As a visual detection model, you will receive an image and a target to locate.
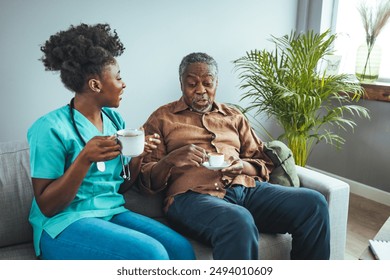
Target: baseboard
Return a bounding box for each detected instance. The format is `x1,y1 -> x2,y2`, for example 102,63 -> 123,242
307,166 -> 390,207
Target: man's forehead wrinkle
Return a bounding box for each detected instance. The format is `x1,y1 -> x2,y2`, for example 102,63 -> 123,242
186,73 -> 215,79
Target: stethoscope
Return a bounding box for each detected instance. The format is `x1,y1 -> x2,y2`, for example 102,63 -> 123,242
69,98 -> 131,180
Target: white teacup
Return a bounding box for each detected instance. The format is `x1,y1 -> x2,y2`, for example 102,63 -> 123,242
116,128 -> 144,157
208,152 -> 225,167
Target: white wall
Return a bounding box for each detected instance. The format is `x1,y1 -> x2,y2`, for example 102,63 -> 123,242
1,0 -> 388,194
0,0 -> 297,142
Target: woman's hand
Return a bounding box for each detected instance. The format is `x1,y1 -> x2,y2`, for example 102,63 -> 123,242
81,135 -> 121,164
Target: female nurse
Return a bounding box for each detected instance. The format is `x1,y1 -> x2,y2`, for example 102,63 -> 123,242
27,23 -> 195,260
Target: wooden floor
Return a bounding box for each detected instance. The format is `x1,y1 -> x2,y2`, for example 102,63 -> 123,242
344,193 -> 390,260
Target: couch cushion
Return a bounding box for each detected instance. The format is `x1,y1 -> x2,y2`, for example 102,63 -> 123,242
0,141 -> 33,248
264,140 -> 300,187
0,242 -> 36,260
123,185 -> 165,218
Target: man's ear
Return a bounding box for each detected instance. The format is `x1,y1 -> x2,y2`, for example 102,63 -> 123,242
179,78 -> 184,92
88,78 -> 102,93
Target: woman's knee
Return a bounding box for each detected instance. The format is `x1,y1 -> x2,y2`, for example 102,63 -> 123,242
135,239 -> 170,260
168,234 -> 196,260
113,233 -> 171,260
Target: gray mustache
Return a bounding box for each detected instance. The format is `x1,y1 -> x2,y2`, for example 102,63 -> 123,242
194,94 -> 210,101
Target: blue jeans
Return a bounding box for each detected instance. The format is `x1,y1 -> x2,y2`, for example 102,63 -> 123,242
167,181 -> 330,260
40,211 -> 195,260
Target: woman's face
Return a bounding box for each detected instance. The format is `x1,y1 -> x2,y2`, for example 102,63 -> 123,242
99,61 -> 126,108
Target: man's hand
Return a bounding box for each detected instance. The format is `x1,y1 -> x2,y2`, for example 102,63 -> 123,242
139,133 -> 161,157
165,144 -> 206,168
221,156 -> 244,176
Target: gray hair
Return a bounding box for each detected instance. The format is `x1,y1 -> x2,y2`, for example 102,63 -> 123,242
179,52 -> 218,81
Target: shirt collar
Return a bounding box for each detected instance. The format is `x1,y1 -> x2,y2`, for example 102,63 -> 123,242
173,97 -> 228,116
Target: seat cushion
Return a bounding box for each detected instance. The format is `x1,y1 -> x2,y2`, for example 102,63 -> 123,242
0,242 -> 36,260
0,141 -> 34,248
190,233 -> 292,260
123,185 -> 165,218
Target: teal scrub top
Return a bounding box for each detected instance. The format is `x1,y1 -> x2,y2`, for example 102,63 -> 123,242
27,105 -> 129,256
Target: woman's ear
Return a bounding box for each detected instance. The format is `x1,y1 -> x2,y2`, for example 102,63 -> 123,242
88,78 -> 102,93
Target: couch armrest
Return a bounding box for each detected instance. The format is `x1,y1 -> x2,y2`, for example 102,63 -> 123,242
296,165 -> 349,260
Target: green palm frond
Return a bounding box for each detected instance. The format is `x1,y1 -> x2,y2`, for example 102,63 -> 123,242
233,30 -> 370,166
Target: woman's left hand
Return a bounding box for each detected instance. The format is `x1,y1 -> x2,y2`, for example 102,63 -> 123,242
140,133 -> 161,157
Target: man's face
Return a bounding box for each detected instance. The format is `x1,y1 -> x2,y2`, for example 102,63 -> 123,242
180,62 -> 218,113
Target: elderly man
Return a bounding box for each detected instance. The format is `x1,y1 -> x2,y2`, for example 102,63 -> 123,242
140,52 -> 330,260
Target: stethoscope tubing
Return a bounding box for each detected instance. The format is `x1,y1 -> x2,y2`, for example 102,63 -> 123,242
68,98 -> 130,180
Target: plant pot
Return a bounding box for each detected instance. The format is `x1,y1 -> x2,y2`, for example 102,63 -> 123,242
355,42 -> 382,82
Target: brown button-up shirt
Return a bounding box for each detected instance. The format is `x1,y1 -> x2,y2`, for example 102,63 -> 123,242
139,97 -> 273,211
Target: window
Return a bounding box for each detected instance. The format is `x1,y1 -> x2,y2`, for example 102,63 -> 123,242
333,0 -> 390,82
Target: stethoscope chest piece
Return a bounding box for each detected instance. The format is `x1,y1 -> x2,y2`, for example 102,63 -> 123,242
96,161 -> 106,172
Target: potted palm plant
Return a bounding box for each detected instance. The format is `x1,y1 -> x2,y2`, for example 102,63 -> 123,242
233,30 -> 370,166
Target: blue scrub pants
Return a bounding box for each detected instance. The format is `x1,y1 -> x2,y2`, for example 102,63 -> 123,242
166,181 -> 330,260
39,211 -> 195,260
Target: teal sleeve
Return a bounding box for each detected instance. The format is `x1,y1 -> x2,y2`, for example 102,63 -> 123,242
27,116 -> 67,179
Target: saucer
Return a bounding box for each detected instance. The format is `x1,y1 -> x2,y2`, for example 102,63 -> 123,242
202,161 -> 231,170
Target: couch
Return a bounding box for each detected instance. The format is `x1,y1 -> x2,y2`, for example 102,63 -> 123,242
0,140 -> 350,260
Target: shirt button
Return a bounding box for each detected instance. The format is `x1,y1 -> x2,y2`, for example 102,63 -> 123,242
211,134 -> 216,140
216,187 -> 220,190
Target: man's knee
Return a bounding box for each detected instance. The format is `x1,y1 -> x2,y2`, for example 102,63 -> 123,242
306,189 -> 328,215
212,206 -> 259,259
217,206 -> 258,239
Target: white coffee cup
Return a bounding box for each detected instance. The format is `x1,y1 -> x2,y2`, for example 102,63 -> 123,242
208,152 -> 225,167
116,128 -> 144,157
